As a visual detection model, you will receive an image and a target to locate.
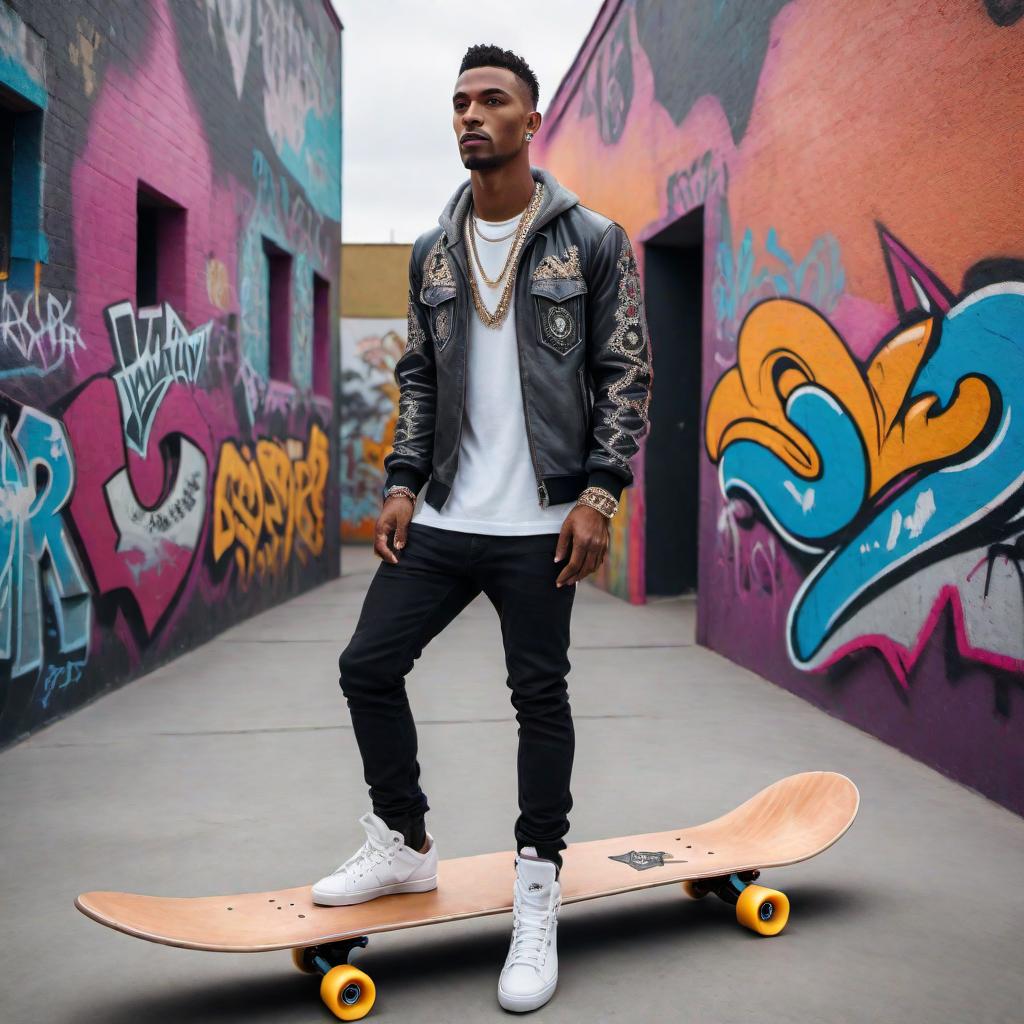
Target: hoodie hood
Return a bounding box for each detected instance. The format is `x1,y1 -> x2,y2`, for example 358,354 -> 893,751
437,166 -> 580,248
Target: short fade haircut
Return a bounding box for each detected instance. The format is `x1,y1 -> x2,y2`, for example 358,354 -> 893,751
459,44 -> 540,111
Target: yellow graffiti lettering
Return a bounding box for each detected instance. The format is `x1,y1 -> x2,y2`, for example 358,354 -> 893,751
704,299 -> 992,496
256,439 -> 296,575
294,424 -> 328,562
212,442 -> 264,586
212,425 -> 329,587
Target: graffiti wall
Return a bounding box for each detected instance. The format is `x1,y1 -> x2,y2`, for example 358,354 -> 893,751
0,0 -> 341,746
339,318 -> 404,541
533,0 -> 1024,813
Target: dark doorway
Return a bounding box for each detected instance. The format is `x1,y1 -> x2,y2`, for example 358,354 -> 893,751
643,206 -> 704,595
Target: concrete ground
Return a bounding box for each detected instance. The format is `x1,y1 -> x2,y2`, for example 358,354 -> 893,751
1,545 -> 1021,1024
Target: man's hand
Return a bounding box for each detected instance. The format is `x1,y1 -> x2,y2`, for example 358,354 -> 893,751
374,496 -> 414,563
554,504 -> 610,587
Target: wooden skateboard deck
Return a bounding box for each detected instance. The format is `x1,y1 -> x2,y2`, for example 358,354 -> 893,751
76,771 -> 858,1019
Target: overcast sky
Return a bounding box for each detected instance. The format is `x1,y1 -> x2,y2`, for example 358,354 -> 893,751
329,0 -> 605,243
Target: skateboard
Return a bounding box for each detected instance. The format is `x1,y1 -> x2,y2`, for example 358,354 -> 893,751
76,771 -> 858,1020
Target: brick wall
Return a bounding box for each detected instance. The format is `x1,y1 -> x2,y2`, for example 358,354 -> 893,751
0,0 -> 342,745
533,0 -> 1024,814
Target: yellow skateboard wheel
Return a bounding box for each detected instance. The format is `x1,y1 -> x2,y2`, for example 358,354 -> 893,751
681,880 -> 708,900
321,964 -> 376,1021
735,884 -> 789,936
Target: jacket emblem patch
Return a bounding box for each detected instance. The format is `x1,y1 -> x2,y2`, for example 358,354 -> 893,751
424,237 -> 456,290
546,305 -> 574,343
532,244 -> 582,281
434,305 -> 452,343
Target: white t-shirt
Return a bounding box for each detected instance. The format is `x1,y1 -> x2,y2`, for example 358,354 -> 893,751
412,208 -> 575,536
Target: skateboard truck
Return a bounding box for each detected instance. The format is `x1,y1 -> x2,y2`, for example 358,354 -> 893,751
292,936 -> 377,1018
293,934 -> 369,975
681,869 -> 758,901
682,870 -> 790,934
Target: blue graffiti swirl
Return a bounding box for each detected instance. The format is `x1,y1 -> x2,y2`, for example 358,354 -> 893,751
791,286 -> 1024,665
721,284 -> 1024,667
721,386 -> 868,551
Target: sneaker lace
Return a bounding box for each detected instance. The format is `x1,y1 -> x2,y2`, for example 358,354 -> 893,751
333,834 -> 396,879
508,890 -> 559,969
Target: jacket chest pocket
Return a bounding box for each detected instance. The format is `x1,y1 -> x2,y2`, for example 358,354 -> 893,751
530,277 -> 587,356
420,283 -> 457,353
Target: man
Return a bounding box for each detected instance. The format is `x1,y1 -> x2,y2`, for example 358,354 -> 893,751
313,43 -> 652,1012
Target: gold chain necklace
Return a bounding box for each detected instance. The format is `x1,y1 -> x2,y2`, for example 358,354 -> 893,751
473,217 -> 519,244
467,184 -> 539,288
467,218 -> 516,288
465,182 -> 543,328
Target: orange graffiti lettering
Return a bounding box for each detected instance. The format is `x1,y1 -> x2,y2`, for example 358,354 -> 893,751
212,424 -> 329,587
294,423 -> 328,563
212,443 -> 264,585
704,299 -> 992,497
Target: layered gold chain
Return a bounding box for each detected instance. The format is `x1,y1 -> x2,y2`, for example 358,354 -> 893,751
469,214 -> 519,287
465,182 -> 544,328
473,217 -> 519,244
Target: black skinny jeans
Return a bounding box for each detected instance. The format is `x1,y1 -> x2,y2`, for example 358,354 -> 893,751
338,521 -> 577,867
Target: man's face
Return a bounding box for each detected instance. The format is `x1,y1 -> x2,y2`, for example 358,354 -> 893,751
452,66 -> 534,171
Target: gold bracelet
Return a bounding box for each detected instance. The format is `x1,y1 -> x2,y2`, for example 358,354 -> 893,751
383,485 -> 416,505
576,486 -> 618,519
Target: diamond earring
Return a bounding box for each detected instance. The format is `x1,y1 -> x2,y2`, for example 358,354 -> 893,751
525,131 -> 534,141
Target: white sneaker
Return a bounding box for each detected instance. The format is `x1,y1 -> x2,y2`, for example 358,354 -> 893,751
311,812 -> 437,906
497,847 -> 561,1013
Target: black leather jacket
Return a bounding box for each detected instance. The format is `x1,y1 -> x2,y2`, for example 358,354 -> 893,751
383,166 -> 653,512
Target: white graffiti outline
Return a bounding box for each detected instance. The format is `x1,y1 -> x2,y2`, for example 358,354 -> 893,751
0,285 -> 86,379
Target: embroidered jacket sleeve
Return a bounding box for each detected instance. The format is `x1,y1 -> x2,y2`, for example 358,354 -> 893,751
382,247 -> 436,497
583,223 -> 654,499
